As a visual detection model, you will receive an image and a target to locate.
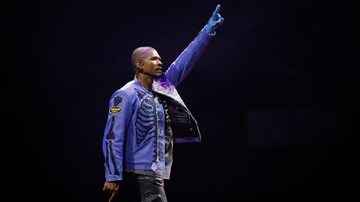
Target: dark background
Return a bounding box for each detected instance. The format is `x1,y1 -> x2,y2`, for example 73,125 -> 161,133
4,0 -> 359,201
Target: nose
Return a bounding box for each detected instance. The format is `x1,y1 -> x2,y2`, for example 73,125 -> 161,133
157,60 -> 162,66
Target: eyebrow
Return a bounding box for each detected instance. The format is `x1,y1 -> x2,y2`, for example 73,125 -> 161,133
151,56 -> 161,60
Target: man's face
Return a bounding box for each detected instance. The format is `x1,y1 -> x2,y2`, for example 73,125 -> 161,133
140,49 -> 163,77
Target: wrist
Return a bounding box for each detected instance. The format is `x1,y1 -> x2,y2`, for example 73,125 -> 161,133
205,25 -> 216,35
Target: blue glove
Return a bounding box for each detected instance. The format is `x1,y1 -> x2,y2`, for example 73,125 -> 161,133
205,4 -> 224,34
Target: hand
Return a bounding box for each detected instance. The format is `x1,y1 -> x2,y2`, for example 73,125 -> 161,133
205,4 -> 224,34
103,181 -> 120,202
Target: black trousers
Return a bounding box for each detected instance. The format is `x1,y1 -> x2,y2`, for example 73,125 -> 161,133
115,173 -> 168,202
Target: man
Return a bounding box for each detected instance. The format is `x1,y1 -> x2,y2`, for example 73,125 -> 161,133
102,4 -> 224,202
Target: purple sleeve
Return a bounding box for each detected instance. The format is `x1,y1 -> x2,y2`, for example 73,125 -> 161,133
165,28 -> 214,87
102,90 -> 132,181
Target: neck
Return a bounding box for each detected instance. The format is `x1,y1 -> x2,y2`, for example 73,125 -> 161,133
136,73 -> 154,90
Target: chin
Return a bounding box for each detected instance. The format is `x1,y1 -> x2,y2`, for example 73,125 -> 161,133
154,73 -> 163,79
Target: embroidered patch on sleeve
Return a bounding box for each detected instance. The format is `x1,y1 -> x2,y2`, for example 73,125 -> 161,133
110,106 -> 122,113
114,96 -> 122,105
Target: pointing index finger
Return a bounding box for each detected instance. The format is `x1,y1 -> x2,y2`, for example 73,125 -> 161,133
212,4 -> 221,17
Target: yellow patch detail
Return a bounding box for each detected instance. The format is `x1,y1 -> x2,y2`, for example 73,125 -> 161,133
110,106 -> 122,113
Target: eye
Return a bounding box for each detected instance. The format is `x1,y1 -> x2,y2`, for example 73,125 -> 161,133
151,57 -> 161,61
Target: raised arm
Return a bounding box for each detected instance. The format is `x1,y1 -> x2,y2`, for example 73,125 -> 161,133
165,4 -> 224,87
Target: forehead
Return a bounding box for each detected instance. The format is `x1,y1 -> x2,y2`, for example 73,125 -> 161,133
143,49 -> 160,58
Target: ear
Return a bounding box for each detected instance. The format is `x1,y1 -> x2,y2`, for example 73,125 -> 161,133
135,61 -> 143,68
135,61 -> 140,68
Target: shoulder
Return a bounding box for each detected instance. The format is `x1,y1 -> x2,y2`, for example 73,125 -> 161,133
110,80 -> 137,101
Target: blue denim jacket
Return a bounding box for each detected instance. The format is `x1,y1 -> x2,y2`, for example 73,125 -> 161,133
103,28 -> 214,181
